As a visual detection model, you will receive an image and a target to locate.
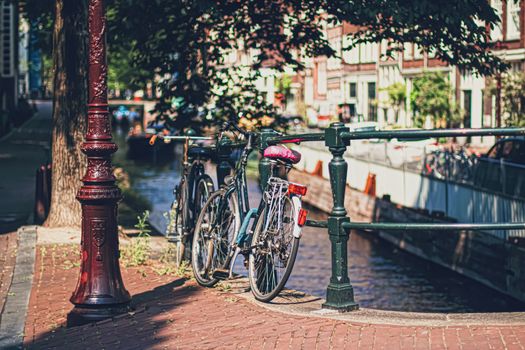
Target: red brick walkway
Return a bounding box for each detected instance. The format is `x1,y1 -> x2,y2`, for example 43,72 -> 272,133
23,244 -> 525,350
0,232 -> 18,315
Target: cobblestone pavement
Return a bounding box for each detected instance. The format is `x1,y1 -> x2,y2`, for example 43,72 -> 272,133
0,232 -> 17,317
20,243 -> 525,350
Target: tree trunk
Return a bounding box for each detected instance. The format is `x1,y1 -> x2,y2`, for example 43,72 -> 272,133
44,0 -> 88,227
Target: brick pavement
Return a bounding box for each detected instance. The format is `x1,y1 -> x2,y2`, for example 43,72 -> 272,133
0,232 -> 17,317
19,243 -> 525,350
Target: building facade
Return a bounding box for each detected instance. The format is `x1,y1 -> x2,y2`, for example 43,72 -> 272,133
301,1 -> 525,145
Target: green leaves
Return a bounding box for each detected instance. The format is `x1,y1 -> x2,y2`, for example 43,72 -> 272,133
26,0 -> 506,131
490,72 -> 525,127
410,72 -> 460,128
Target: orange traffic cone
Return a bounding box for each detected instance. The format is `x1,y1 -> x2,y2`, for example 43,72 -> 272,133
364,173 -> 376,196
310,160 -> 323,177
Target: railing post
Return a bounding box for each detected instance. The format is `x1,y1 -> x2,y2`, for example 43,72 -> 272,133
258,128 -> 276,191
216,137 -> 232,187
322,122 -> 359,311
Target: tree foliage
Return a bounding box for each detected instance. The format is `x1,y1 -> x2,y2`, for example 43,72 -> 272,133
26,0 -> 507,131
410,72 -> 459,128
385,82 -> 406,125
109,0 -> 506,130
491,72 -> 525,127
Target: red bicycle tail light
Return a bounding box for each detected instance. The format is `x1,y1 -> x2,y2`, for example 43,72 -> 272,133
298,209 -> 308,227
288,183 -> 307,196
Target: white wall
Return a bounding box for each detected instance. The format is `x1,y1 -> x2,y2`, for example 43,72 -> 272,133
292,143 -> 525,239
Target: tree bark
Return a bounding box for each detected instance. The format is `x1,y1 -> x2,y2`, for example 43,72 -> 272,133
44,0 -> 88,227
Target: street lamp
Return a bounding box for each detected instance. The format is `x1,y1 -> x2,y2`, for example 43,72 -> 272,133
67,0 -> 130,327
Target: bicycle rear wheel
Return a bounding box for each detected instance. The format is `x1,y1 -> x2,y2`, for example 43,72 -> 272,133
192,190 -> 239,287
168,182 -> 189,268
248,196 -> 299,302
193,175 -> 215,223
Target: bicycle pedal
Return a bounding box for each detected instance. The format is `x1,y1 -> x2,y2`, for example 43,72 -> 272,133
212,268 -> 230,280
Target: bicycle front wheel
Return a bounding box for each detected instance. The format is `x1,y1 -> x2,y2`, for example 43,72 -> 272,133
248,196 -> 299,302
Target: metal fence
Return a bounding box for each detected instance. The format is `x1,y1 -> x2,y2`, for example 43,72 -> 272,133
258,124 -> 525,312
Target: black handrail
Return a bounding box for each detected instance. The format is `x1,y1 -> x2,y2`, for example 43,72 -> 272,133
342,222 -> 525,231
341,127 -> 525,141
266,132 -> 325,145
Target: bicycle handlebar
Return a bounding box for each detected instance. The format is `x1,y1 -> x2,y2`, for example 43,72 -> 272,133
149,134 -> 214,146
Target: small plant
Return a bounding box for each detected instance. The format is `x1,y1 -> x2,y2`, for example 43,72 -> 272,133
215,282 -> 232,292
176,260 -> 192,278
163,209 -> 177,236
121,211 -> 151,267
153,265 -> 175,276
62,259 -> 80,270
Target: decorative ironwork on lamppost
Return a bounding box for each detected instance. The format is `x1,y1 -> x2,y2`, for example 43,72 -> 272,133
67,0 -> 130,327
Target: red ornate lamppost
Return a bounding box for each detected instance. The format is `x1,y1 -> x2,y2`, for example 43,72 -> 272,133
67,0 -> 130,327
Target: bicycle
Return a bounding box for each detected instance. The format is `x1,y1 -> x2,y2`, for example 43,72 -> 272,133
149,133 -> 215,267
423,146 -> 478,183
191,125 -> 309,302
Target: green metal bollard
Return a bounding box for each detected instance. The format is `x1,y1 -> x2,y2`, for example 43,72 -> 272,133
322,122 -> 359,312
216,136 -> 232,187
258,128 -> 277,191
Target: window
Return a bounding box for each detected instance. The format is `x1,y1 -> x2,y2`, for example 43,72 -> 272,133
403,43 -> 413,60
359,42 -> 378,63
491,0 -> 503,41
342,35 -> 359,64
414,44 -> 423,60
501,141 -> 514,160
1,2 -> 14,77
367,82 -> 377,121
317,62 -> 327,95
488,143 -> 501,158
349,82 -> 357,98
509,141 -> 525,164
498,140 -> 525,164
507,0 -> 521,40
349,104 -> 356,117
463,90 -> 472,128
327,39 -> 342,69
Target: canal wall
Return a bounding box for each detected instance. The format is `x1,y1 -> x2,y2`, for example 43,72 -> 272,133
288,169 -> 525,303
292,142 -> 525,240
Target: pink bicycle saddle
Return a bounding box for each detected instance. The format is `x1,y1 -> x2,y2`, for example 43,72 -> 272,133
263,145 -> 301,164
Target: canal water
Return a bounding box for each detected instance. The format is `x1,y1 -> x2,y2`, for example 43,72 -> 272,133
112,131 -> 525,313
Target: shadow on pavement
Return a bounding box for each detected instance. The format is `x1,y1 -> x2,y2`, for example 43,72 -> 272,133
27,277 -> 199,349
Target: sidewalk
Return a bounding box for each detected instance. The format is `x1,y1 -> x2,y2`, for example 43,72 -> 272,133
0,101 -> 52,233
0,227 -> 520,350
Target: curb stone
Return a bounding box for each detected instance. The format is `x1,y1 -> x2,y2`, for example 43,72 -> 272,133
0,226 -> 37,349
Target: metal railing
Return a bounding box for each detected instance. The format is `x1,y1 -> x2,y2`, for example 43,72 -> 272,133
258,123 -> 525,312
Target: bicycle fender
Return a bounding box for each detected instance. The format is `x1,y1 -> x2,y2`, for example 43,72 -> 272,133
291,196 -> 302,238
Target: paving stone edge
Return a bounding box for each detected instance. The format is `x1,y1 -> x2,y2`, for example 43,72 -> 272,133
0,226 -> 37,349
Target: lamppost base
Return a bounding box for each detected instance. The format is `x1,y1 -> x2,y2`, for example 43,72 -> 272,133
67,303 -> 131,327
322,284 -> 359,312
322,301 -> 359,312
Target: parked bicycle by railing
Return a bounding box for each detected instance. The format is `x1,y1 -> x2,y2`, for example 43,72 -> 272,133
149,132 -> 215,267
423,145 -> 478,182
191,123 -> 309,302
